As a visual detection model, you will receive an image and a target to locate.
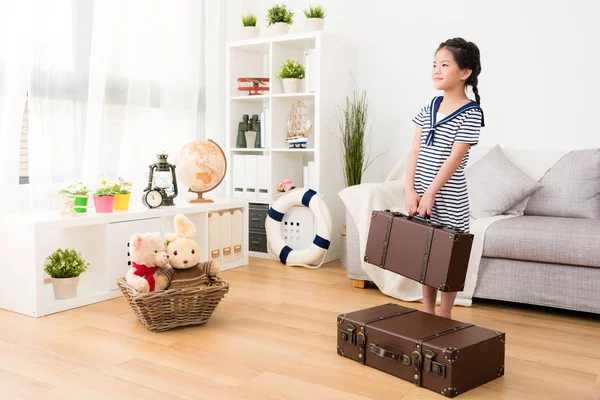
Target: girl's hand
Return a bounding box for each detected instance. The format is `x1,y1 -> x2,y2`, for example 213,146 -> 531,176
405,189 -> 420,215
417,190 -> 435,217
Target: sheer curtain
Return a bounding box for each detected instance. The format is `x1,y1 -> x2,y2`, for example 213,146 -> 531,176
0,2 -> 29,210
25,0 -> 206,206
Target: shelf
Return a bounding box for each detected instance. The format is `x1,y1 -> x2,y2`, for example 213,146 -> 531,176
43,284 -> 121,316
227,31 -> 319,52
231,94 -> 270,101
271,148 -> 314,152
5,200 -> 247,231
230,148 -> 269,152
271,92 -> 315,100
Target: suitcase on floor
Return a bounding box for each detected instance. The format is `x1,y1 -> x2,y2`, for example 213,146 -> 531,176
336,303 -> 505,398
363,210 -> 474,292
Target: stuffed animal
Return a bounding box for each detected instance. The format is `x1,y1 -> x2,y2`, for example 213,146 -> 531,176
125,232 -> 172,293
165,214 -> 219,290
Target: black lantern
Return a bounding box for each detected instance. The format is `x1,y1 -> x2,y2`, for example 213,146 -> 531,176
142,154 -> 178,208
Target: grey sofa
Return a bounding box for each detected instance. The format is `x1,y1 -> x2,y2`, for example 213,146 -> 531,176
342,146 -> 600,315
472,147 -> 600,314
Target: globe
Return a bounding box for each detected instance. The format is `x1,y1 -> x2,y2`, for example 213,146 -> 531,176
175,139 -> 227,203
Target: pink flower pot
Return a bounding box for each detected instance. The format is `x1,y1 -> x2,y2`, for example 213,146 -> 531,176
94,196 -> 115,213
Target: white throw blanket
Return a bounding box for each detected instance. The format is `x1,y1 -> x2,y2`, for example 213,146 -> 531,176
338,145 -> 570,306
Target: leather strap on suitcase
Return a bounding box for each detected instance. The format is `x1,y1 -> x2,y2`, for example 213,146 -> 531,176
411,324 -> 474,386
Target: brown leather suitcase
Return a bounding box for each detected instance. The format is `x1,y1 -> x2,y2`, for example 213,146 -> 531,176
337,303 -> 505,398
363,210 -> 474,292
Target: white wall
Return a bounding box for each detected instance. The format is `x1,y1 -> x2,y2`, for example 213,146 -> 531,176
225,0 -> 600,182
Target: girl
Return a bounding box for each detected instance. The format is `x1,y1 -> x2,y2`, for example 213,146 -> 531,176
404,38 -> 484,319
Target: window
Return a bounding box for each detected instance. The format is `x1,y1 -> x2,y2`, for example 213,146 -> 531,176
19,100 -> 29,185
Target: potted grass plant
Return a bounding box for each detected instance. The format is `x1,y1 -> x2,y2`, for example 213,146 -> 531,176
242,13 -> 259,39
266,4 -> 294,35
59,181 -> 90,213
337,90 -> 385,287
279,59 -> 305,93
93,179 -> 116,213
113,177 -> 132,211
44,248 -> 89,299
303,5 -> 325,31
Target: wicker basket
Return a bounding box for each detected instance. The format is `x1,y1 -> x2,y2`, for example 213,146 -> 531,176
117,277 -> 229,332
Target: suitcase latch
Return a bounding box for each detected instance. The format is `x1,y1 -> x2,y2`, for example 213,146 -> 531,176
424,349 -> 446,378
346,324 -> 357,345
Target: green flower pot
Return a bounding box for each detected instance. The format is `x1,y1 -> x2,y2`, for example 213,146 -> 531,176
74,197 -> 88,213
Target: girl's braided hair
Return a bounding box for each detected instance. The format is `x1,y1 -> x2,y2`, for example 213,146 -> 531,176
437,38 -> 482,104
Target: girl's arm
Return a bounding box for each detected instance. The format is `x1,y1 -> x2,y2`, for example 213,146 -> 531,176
405,127 -> 422,215
417,142 -> 471,216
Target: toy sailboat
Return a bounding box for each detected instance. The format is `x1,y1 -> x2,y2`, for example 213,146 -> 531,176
286,101 -> 313,148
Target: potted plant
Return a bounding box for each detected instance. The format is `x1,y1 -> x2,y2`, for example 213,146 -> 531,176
93,179 -> 116,213
337,90 -> 385,287
266,4 -> 294,35
44,248 -> 89,299
59,181 -> 90,213
241,13 -> 259,39
279,59 -> 305,93
113,177 -> 132,211
303,5 -> 325,31
277,178 -> 296,197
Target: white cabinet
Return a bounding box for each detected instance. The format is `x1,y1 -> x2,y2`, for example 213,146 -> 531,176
0,200 -> 248,318
225,31 -> 355,263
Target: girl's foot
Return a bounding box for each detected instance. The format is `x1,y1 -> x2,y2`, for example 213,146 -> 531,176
438,310 -> 451,319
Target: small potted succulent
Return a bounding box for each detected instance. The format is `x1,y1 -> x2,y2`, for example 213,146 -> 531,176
266,4 -> 294,35
93,179 -> 116,213
241,13 -> 259,39
279,59 -> 305,93
59,181 -> 90,213
303,5 -> 325,31
113,177 -> 132,211
44,248 -> 89,300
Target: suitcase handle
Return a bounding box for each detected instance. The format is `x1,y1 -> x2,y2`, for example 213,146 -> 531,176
368,343 -> 411,366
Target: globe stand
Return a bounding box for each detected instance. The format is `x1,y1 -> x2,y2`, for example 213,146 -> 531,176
189,189 -> 213,203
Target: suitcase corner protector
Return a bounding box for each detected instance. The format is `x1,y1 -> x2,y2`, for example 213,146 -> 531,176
441,387 -> 459,398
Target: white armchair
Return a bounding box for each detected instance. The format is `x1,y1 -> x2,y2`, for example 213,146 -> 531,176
338,155 -> 408,287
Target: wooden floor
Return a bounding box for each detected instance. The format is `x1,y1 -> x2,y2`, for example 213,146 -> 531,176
1,258 -> 600,400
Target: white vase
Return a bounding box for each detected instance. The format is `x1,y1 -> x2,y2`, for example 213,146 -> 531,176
306,18 -> 324,31
271,22 -> 290,35
51,276 -> 80,300
283,78 -> 301,94
242,26 -> 260,39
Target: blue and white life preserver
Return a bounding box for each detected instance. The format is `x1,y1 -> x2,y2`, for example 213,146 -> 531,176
265,188 -> 332,269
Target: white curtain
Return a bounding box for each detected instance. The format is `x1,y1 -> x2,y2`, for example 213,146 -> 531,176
23,0 -> 206,205
0,2 -> 29,210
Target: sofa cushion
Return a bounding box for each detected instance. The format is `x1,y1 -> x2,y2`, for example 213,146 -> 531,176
524,149 -> 600,219
466,145 -> 544,218
482,216 -> 600,268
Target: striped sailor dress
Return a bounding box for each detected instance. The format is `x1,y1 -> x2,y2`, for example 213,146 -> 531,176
411,96 -> 485,233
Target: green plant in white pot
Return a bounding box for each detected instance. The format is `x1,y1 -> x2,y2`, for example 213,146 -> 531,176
241,13 -> 259,39
304,5 -> 325,31
266,4 -> 294,35
44,248 -> 89,300
279,59 -> 305,93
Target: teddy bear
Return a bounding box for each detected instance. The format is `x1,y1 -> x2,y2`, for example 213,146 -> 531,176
165,214 -> 219,290
125,232 -> 173,293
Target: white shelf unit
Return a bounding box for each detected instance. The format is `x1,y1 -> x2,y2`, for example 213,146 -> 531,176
225,31 -> 355,263
0,199 -> 248,317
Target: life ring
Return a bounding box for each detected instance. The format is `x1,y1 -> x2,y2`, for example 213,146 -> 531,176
265,188 -> 332,269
